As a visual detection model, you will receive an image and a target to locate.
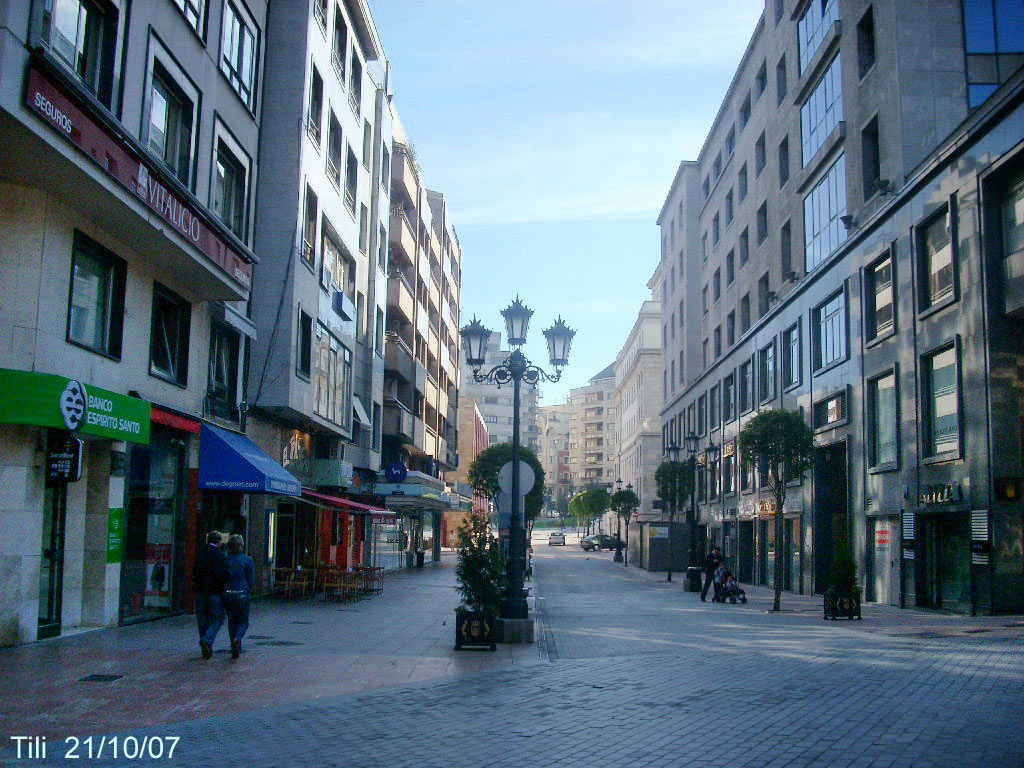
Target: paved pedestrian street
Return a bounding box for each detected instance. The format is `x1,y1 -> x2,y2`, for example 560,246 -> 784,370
2,539 -> 1023,768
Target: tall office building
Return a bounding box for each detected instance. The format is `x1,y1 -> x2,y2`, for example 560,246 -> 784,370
537,403 -> 573,516
568,365 -> 618,496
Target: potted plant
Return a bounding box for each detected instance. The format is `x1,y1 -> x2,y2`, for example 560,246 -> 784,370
454,514 -> 506,650
824,543 -> 862,620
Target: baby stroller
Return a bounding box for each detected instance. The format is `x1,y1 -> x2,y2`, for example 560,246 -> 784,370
718,578 -> 747,604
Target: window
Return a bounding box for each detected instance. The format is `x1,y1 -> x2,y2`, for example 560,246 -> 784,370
321,230 -> 354,296
150,283 -> 191,386
963,0 -> 1024,106
670,312 -> 676,339
348,48 -> 362,115
755,132 -> 766,175
362,119 -> 372,168
813,289 -> 846,370
782,323 -> 800,388
726,126 -> 736,155
723,450 -> 736,495
702,176 -> 711,200
774,0 -> 785,25
173,0 -> 203,31
213,138 -> 247,239
314,324 -> 352,428
755,61 -> 767,100
778,136 -> 790,186
739,94 -> 751,127
780,220 -> 792,277
43,0 -> 117,105
918,205 -> 955,309
713,152 -> 723,181
713,269 -> 721,301
709,385 -> 720,428
702,339 -> 709,368
714,326 -> 722,359
698,394 -> 707,435
302,185 -> 317,267
740,294 -> 750,333
313,0 -> 327,30
739,227 -> 750,265
776,54 -> 788,105
868,371 -> 897,467
739,360 -> 753,412
865,252 -> 894,339
813,390 -> 847,429
758,272 -> 771,317
923,345 -> 959,456
798,0 -> 839,74
345,146 -> 358,212
726,249 -> 735,284
857,6 -> 876,77
359,204 -> 369,253
726,311 -> 735,346
723,191 -> 733,227
66,231 -> 125,358
221,1 -> 257,108
800,54 -> 844,165
738,163 -> 748,201
670,360 -> 676,389
804,154 -> 848,271
1002,174 -> 1024,261
332,5 -> 347,79
148,65 -> 194,185
208,323 -> 240,415
861,116 -> 881,199
756,201 -> 768,244
308,66 -> 324,144
702,285 -> 709,314
297,308 -> 313,377
372,402 -> 382,451
327,112 -> 342,187
375,307 -> 385,354
702,233 -> 708,261
713,213 -> 721,244
381,145 -> 391,191
758,342 -> 775,403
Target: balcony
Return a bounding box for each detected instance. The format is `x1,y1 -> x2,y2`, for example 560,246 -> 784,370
425,375 -> 438,408
392,146 -> 419,205
387,272 -> 415,325
389,207 -> 417,265
383,402 -> 414,443
384,332 -> 414,380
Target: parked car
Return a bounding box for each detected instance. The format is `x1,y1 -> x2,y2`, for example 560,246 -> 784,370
580,534 -> 620,551
548,532 -> 567,546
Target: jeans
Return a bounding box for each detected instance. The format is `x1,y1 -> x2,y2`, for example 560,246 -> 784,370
223,593 -> 250,642
195,593 -> 225,646
701,572 -> 715,600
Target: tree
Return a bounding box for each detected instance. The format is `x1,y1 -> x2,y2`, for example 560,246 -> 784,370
609,488 -> 639,564
581,487 -> 610,527
467,443 -> 545,524
654,460 -> 695,580
567,492 -> 585,528
738,408 -> 815,612
455,514 -> 506,616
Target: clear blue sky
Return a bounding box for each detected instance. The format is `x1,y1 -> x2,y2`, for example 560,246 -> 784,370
368,1 -> 765,404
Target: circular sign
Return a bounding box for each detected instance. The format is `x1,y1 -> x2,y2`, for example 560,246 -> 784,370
384,461 -> 408,483
60,379 -> 87,430
497,461 -> 535,496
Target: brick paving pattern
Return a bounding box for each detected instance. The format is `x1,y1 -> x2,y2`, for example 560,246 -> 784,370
2,536 -> 1023,768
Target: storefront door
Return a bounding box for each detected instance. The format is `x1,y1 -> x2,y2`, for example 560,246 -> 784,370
785,516 -> 800,592
37,485 -> 67,639
923,515 -> 971,612
737,520 -> 754,583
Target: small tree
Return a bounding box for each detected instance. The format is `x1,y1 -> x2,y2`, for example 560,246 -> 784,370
455,514 -> 506,616
468,443 -> 545,524
654,461 -> 695,579
582,487 -> 610,531
738,409 -> 815,612
609,488 -> 639,564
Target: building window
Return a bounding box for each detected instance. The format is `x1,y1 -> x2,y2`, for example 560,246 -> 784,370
308,66 -> 323,144
313,0 -> 327,30
714,326 -> 722,358
726,311 -> 735,346
302,185 -> 317,267
147,64 -> 195,185
868,370 -> 898,467
702,176 -> 710,200
345,146 -> 358,212
1002,174 -> 1024,261
861,115 -> 880,199
758,341 -> 775,403
857,6 -> 876,77
697,394 -> 707,435
43,0 -> 117,105
314,324 -> 352,428
780,220 -> 793,277
739,359 -> 753,412
702,285 -> 709,314
804,154 -> 848,272
798,0 -> 839,74
221,1 -> 257,108
359,204 -> 369,253
725,190 -> 734,225
963,0 -> 1024,106
740,293 -> 750,333
702,339 -> 709,368
66,231 -> 125,358
755,60 -> 767,99
207,322 -> 240,416
173,0 -> 204,32
778,135 -> 790,186
702,233 -> 708,261
333,4 -> 347,80
738,163 -> 748,201
813,289 -> 846,370
150,283 -> 191,386
813,390 -> 847,429
782,322 -> 800,388
712,213 -> 721,245
758,272 -> 771,317
755,131 -> 766,175
726,249 -> 735,285
800,54 -> 843,165
327,112 -> 342,187
739,227 -> 749,265
918,205 -> 955,310
348,48 -> 362,115
713,269 -> 721,301
362,119 -> 373,168
321,230 -> 354,296
923,345 -> 959,457
375,307 -> 385,355
757,201 -> 768,244
723,450 -> 736,495
776,54 -> 788,105
739,93 -> 751,128
297,308 -> 313,377
709,384 -> 720,429
213,138 -> 247,239
865,251 -> 895,339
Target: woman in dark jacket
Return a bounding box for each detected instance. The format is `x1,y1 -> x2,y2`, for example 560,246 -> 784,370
224,534 -> 255,658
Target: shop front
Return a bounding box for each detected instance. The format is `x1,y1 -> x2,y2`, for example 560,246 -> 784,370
298,489 -> 394,572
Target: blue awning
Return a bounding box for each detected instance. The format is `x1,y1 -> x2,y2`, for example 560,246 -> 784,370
199,423 -> 301,496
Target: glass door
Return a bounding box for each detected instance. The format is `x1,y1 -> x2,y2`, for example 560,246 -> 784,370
38,485 -> 67,639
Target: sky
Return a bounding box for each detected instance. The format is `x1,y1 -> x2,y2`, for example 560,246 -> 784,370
368,1 -> 766,405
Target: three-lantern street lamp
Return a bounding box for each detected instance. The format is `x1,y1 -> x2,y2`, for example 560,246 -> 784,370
685,431 -> 700,573
461,298 -> 575,621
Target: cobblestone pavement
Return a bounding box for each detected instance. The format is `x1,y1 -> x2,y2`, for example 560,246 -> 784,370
3,538 -> 1024,768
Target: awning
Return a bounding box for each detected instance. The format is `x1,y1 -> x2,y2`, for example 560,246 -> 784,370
301,489 -> 395,520
352,396 -> 371,426
199,423 -> 301,496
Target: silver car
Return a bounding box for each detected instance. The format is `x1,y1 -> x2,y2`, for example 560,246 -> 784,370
548,532 -> 566,546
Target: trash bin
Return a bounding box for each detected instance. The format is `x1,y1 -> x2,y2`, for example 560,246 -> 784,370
686,567 -> 703,593
416,550 -> 425,568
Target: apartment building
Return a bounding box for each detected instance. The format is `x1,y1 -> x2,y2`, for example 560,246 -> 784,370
537,403 -> 572,516
568,365 -> 618,500
249,0 -> 395,576
0,0 -> 273,644
658,0 -> 1024,614
444,396 -> 489,544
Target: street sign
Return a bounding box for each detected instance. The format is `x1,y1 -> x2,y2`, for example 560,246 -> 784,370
497,461 -> 535,496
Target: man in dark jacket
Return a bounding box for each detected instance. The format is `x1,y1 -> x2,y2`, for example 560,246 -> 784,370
701,546 -> 723,602
195,531 -> 228,658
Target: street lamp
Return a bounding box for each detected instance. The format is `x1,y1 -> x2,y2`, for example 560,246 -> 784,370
685,431 -> 701,591
665,441 -> 681,582
613,478 -> 624,563
705,441 -> 720,554
461,301 -> 575,622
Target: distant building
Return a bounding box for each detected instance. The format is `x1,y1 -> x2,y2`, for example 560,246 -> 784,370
538,403 -> 573,517
568,365 -> 619,523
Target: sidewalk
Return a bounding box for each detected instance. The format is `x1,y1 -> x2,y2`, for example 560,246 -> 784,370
0,555 -> 543,742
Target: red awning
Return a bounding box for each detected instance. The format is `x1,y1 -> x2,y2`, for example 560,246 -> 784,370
301,489 -> 394,519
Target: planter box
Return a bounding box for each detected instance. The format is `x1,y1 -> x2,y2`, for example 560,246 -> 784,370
824,589 -> 862,620
454,609 -> 496,651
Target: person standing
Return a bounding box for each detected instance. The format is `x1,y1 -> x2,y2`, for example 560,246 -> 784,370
701,546 -> 723,602
223,534 -> 255,659
195,530 -> 228,658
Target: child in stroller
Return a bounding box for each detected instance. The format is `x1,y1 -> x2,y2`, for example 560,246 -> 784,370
712,564 -> 748,603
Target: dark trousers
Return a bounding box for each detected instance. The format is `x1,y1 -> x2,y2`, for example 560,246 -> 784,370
224,594 -> 250,642
701,572 -> 715,600
196,593 -> 225,645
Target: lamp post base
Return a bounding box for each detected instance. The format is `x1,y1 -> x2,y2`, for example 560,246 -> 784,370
494,616 -> 535,644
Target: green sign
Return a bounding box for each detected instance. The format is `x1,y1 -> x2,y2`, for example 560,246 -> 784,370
0,369 -> 150,444
106,507 -> 125,563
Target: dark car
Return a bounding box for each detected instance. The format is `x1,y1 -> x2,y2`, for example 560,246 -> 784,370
580,534 -> 621,551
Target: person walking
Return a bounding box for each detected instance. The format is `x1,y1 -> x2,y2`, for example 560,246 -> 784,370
223,534 -> 255,659
195,531 -> 228,658
701,546 -> 723,602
